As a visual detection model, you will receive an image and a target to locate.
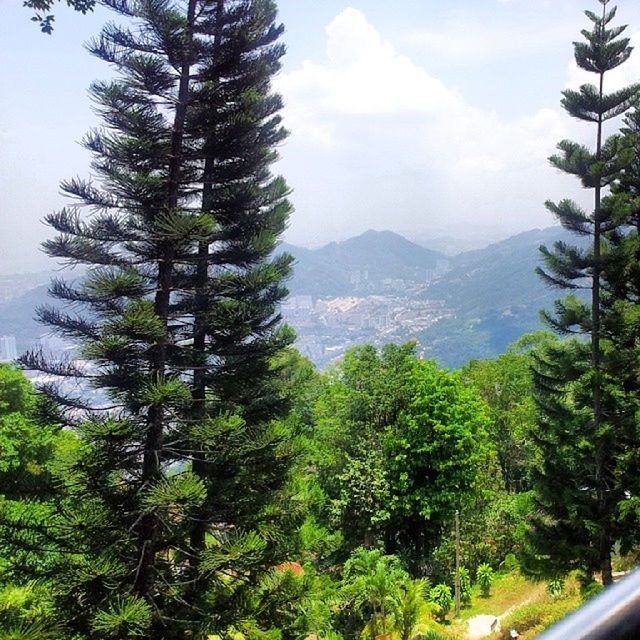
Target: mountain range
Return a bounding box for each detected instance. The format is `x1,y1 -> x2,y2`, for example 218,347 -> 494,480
0,227 -> 585,368
278,229 -> 445,297
278,226 -> 586,367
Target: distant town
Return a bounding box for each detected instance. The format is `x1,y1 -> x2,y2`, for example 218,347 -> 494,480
0,227 -> 575,370
283,294 -> 453,366
0,293 -> 454,370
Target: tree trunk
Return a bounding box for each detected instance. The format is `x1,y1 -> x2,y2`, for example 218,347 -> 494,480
370,605 -> 378,640
189,0 -> 225,565
134,0 -> 198,600
601,550 -> 613,586
592,67 -> 604,443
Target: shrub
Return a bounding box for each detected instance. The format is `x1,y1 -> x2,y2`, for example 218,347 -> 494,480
547,576 -> 564,599
504,553 -> 519,573
457,567 -> 472,606
581,580 -> 603,602
428,584 -> 453,624
476,563 -> 494,597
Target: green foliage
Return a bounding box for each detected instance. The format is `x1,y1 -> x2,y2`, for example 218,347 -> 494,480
140,472 -> 206,517
389,578 -> 431,640
0,582 -> 60,639
342,548 -> 409,638
91,594 -> 152,638
547,577 -> 565,599
532,0 -> 640,586
428,584 -> 453,624
23,0 -> 96,33
462,351 -> 538,493
432,477 -> 534,583
201,530 -> 268,575
476,564 -> 495,597
457,567 -> 472,606
311,343 -> 492,569
580,580 -> 604,602
0,365 -> 35,415
386,360 -> 491,525
12,0 -> 297,636
298,514 -> 343,561
504,553 -> 520,573
331,448 -> 392,540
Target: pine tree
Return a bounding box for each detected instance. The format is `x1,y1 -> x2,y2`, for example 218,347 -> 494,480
181,0 -> 295,570
598,106 -> 640,552
17,0 -> 295,636
531,0 -> 640,585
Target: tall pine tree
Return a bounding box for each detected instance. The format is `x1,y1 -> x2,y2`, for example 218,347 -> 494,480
182,0 -> 294,568
17,0 -> 295,636
531,0 -> 640,585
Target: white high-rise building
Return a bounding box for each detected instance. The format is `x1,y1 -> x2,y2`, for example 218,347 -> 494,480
0,335 -> 17,362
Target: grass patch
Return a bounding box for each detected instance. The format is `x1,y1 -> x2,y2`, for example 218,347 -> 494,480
493,592 -> 581,640
459,572 -> 546,620
414,572 -> 585,640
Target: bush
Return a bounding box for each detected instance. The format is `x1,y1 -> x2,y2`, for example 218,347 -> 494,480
504,553 -> 519,573
428,584 -> 453,623
547,576 -> 564,599
581,580 -> 603,602
457,567 -> 472,606
476,563 -> 494,597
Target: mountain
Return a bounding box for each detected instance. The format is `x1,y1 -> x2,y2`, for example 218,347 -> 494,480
279,230 -> 446,296
0,227 -> 587,369
426,226 -> 583,312
416,227 -> 590,367
0,284 -> 50,351
279,226 -> 589,368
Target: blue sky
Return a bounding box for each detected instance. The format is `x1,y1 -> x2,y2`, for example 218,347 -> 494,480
2,0 -> 640,272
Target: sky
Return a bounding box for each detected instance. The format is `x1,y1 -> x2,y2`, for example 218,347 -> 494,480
2,0 -> 640,273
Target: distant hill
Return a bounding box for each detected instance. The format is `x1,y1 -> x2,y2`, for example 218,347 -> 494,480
0,227 -> 589,368
279,230 -> 446,296
427,226 -> 582,311
0,284 -> 50,351
416,227 -> 590,367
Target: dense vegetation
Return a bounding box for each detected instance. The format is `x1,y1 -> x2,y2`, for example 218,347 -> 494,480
4,0 -> 640,638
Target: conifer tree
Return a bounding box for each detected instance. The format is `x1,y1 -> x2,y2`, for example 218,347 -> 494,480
598,106 -> 640,548
531,0 -> 640,585
181,0 -> 295,570
17,0 -> 295,636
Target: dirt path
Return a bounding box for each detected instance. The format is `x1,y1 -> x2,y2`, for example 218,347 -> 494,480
465,583 -> 547,639
466,614 -> 499,639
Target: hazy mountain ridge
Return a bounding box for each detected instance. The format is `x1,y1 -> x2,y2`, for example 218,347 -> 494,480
413,227 -> 590,366
1,227 -> 585,367
279,229 -> 446,296
425,226 -> 586,311
279,226 -> 586,367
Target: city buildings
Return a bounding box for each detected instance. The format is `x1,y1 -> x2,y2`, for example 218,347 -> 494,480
0,335 -> 17,362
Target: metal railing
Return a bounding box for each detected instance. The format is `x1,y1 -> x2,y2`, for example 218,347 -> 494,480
537,568 -> 640,640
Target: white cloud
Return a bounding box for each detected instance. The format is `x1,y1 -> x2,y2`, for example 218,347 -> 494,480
275,8 -> 584,246
277,6 -> 462,149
